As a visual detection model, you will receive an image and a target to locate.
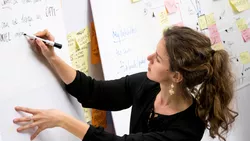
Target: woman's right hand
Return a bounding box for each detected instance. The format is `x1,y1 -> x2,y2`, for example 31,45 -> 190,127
29,29 -> 56,60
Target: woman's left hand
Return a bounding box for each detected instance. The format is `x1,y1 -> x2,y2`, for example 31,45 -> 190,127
13,106 -> 66,140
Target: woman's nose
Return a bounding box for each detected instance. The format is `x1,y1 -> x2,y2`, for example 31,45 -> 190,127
147,53 -> 155,62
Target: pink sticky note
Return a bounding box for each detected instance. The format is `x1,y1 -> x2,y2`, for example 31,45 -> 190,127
164,0 -> 178,13
208,24 -> 221,44
174,22 -> 184,27
241,28 -> 250,42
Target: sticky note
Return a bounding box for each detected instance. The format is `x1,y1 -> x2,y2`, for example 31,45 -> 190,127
131,0 -> 140,3
159,10 -> 169,28
92,109 -> 107,128
212,43 -> 224,50
90,22 -> 101,64
241,28 -> 250,42
206,13 -> 216,26
67,29 -> 89,75
67,32 -> 78,52
236,18 -> 248,31
239,51 -> 250,64
208,24 -> 222,44
164,0 -> 178,13
198,15 -> 208,30
83,108 -> 92,123
75,27 -> 91,48
174,22 -> 184,27
229,0 -> 250,12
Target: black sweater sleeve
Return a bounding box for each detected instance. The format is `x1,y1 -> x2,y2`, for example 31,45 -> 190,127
65,71 -> 147,111
83,124 -> 201,141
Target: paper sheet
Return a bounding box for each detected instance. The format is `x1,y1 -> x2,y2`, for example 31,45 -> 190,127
91,22 -> 101,64
229,0 -> 250,12
236,18 -> 248,31
239,51 -> 250,64
241,28 -> 250,42
67,28 -> 91,123
198,15 -> 208,30
159,10 -> 169,29
131,0 -> 141,3
206,13 -> 216,27
164,0 -> 178,13
212,43 -> 224,50
208,25 -> 222,44
92,109 -> 107,128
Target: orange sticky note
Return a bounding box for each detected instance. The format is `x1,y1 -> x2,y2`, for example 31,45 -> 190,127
92,109 -> 107,128
90,22 -> 101,64
164,0 -> 177,13
208,24 -> 221,44
241,28 -> 250,42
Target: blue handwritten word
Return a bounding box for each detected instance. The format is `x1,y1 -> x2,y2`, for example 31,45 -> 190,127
118,57 -> 146,74
112,26 -> 137,44
115,48 -> 131,56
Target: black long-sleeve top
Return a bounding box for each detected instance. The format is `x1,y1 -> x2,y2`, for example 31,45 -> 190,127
65,71 -> 206,141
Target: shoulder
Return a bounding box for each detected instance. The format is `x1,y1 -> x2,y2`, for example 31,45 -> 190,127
127,72 -> 159,102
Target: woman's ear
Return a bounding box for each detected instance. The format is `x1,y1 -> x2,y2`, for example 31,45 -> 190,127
172,71 -> 183,83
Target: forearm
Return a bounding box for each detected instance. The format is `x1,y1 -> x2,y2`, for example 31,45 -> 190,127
47,55 -> 76,84
60,114 -> 90,140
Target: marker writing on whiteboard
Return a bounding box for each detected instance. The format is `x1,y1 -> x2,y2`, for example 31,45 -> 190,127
23,33 -> 62,49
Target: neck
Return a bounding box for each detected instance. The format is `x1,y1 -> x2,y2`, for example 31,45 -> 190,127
158,83 -> 191,107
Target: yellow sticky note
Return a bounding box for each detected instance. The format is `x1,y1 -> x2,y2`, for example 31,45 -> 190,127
67,32 -> 77,53
198,15 -> 208,30
90,22 -> 101,64
229,0 -> 250,12
75,27 -> 91,49
83,108 -> 92,123
70,48 -> 89,74
239,51 -> 250,64
236,18 -> 248,31
67,29 -> 89,74
131,0 -> 140,3
159,10 -> 169,28
212,43 -> 224,50
206,13 -> 216,26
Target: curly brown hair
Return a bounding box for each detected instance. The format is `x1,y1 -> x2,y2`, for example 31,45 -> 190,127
163,26 -> 238,141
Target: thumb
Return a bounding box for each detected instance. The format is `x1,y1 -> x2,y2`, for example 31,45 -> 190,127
30,127 -> 44,140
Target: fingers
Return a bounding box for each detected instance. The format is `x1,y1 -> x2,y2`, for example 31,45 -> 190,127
35,39 -> 48,52
15,106 -> 39,114
13,115 -> 39,123
16,120 -> 43,132
35,29 -> 55,41
31,127 -> 45,140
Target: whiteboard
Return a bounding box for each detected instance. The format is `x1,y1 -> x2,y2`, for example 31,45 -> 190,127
90,0 -> 250,140
0,0 -> 84,140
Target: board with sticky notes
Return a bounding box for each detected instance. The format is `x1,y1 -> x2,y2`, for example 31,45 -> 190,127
0,0 -> 84,140
90,0 -> 250,139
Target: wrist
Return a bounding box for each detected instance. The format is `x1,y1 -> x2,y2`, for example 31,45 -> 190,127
46,54 -> 59,64
58,114 -> 70,129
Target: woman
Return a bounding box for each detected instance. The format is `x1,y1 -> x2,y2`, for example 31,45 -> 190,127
13,26 -> 238,141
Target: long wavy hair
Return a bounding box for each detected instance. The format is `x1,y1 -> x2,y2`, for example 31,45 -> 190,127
163,26 -> 238,141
